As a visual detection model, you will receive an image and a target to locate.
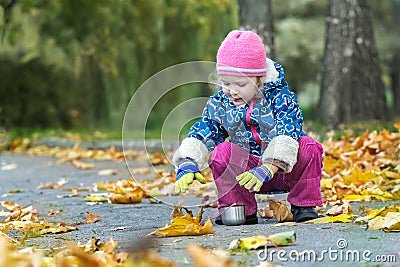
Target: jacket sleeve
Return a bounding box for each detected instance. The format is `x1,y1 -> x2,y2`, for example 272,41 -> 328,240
262,64 -> 304,173
172,98 -> 229,169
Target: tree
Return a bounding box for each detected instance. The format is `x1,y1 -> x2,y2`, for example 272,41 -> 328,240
238,0 -> 275,59
390,0 -> 400,115
319,0 -> 388,127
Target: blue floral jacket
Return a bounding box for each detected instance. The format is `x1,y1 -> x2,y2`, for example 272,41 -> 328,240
187,61 -> 306,158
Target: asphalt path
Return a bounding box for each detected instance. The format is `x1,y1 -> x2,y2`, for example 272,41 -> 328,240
0,151 -> 399,267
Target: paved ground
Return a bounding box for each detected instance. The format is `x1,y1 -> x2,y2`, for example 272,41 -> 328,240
0,150 -> 399,267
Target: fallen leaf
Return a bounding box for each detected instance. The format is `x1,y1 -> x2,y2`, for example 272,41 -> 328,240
108,191 -> 143,204
257,204 -> 274,218
84,195 -> 108,202
129,250 -> 177,267
355,204 -> 398,223
187,243 -> 238,267
228,231 -> 296,250
367,212 -> 400,231
150,208 -> 213,237
325,202 -> 353,216
268,200 -> 293,222
0,201 -> 23,212
98,169 -> 118,175
305,214 -> 353,224
228,235 -> 268,250
71,160 -> 95,170
150,152 -> 169,165
37,178 -> 68,189
48,210 -> 60,215
267,231 -> 297,246
85,212 -> 100,224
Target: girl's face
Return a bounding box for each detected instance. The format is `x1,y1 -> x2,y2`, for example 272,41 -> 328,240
220,75 -> 262,106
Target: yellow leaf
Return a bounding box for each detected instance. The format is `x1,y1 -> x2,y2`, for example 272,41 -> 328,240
84,195 -> 108,202
150,210 -> 213,237
305,214 -> 352,224
320,179 -> 333,189
94,182 -> 109,191
267,231 -> 296,246
384,171 -> 400,179
355,204 -> 399,223
39,224 -> 76,234
229,235 -> 269,250
71,160 -> 95,170
229,231 -> 296,250
108,191 -> 143,204
367,212 -> 400,231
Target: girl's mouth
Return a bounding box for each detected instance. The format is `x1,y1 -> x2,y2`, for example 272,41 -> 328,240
230,97 -> 242,102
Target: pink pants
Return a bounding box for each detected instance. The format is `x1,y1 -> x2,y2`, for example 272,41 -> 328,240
208,136 -> 323,216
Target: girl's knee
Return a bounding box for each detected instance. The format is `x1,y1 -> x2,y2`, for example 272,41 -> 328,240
208,142 -> 232,166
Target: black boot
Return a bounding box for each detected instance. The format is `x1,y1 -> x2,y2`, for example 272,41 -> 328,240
291,205 -> 318,222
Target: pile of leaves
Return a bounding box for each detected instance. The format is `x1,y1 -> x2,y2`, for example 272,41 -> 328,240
321,124 -> 400,201
0,201 -> 77,239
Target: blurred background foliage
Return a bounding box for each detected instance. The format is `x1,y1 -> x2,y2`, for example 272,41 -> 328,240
0,0 -> 399,134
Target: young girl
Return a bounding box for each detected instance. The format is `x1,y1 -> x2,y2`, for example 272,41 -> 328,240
172,30 -> 323,224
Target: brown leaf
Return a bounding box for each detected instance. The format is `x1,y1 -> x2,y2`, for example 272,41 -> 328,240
85,212 -> 100,224
257,206 -> 274,218
0,201 -> 23,212
71,160 -> 95,170
108,191 -> 143,204
325,202 -> 353,216
187,244 -> 238,267
268,200 -> 293,222
37,178 -> 68,189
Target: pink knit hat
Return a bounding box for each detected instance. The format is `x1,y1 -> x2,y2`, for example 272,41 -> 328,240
216,30 -> 266,76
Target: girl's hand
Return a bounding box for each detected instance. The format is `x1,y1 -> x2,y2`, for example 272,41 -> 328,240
236,165 -> 275,192
175,159 -> 206,193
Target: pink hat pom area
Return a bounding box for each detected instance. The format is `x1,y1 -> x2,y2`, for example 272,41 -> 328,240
216,30 -> 267,77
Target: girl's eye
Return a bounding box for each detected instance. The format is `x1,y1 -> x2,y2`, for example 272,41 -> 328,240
237,83 -> 246,87
222,81 -> 230,86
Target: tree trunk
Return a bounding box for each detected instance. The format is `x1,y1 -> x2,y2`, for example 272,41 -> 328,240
391,70 -> 400,115
237,0 -> 275,59
390,0 -> 400,116
319,0 -> 388,128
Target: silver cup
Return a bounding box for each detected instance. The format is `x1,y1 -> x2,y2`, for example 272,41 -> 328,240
221,205 -> 246,225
